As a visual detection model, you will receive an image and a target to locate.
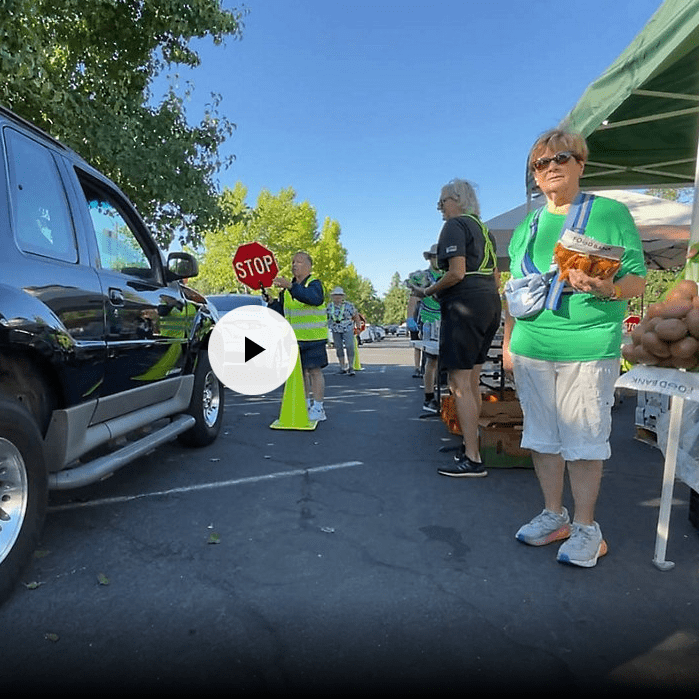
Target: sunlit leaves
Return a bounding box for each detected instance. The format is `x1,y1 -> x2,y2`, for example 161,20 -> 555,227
193,184 -> 387,322
0,0 -> 247,247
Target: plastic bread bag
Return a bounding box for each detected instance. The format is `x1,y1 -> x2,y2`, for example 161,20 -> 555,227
553,229 -> 624,282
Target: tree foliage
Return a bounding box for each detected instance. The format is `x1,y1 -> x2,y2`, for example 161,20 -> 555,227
382,272 -> 410,325
194,184 -> 385,322
644,186 -> 694,204
0,0 -> 246,247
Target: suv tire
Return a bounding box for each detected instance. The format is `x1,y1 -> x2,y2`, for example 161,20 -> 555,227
178,351 -> 224,447
0,397 -> 48,603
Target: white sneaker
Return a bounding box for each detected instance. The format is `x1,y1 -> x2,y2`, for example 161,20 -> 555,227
308,404 -> 326,422
515,507 -> 571,547
556,521 -> 608,568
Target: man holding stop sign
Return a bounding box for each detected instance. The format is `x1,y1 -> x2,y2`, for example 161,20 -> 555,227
268,251 -> 328,422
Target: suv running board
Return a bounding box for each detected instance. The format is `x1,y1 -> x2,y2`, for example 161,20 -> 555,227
47,414 -> 195,490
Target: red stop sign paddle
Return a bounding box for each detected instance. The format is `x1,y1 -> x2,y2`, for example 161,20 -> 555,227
623,314 -> 641,334
232,242 -> 279,290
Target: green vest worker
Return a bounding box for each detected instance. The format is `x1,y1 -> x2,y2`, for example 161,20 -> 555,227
270,251 -> 328,421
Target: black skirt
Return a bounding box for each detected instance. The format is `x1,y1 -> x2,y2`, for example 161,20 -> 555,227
439,291 -> 501,370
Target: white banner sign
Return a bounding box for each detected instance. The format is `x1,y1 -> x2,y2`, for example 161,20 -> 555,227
615,365 -> 699,401
617,365 -> 699,492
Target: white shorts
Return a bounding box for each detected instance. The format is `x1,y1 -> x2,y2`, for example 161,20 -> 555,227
511,355 -> 620,461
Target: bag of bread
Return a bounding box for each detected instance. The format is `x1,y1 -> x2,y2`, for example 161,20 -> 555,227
553,229 -> 624,282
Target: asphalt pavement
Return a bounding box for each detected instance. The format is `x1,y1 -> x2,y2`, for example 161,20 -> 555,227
2,335 -> 699,694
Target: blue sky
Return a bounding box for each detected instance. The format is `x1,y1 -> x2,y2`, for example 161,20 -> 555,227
172,0 -> 665,295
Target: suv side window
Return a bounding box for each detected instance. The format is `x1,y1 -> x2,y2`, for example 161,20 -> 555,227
80,181 -> 155,281
5,128 -> 78,263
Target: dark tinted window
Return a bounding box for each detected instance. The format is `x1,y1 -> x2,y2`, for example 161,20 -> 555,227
5,128 -> 77,262
79,179 -> 155,282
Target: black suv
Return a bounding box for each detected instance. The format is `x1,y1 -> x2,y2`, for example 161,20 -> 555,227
0,105 -> 224,601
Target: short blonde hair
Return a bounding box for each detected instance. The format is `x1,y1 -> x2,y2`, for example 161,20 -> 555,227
528,129 -> 588,170
440,178 -> 480,217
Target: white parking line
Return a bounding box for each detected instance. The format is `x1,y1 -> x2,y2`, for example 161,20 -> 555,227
48,461 -> 364,513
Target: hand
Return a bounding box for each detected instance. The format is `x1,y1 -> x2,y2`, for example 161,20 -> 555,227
502,344 -> 514,376
408,283 -> 426,298
406,318 -> 419,332
273,276 -> 292,290
567,269 -> 614,299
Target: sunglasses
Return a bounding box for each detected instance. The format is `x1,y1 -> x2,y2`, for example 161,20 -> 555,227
531,151 -> 580,172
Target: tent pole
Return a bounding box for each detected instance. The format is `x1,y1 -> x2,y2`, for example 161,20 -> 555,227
686,118 -> 699,281
653,395 -> 681,570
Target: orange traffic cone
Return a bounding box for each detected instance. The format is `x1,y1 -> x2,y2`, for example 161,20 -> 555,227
270,354 -> 318,430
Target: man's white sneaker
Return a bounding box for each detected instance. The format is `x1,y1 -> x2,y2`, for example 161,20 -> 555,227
308,404 -> 326,421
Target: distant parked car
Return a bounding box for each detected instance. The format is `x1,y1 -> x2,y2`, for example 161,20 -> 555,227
208,293 -> 266,319
359,325 -> 385,344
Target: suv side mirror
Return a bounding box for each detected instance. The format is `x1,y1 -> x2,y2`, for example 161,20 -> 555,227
167,251 -> 199,280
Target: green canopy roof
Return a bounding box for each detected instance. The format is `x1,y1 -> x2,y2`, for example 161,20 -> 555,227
528,0 -> 699,192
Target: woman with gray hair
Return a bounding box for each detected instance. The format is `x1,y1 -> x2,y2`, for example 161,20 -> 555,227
414,178 -> 501,477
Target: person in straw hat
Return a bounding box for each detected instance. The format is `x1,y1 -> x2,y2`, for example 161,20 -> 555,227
326,286 -> 362,375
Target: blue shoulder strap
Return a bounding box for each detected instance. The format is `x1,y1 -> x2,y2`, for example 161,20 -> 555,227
521,193 -> 596,311
521,208 -> 544,276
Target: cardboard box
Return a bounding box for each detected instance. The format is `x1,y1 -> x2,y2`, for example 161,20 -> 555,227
479,422 -> 533,469
480,389 -> 523,420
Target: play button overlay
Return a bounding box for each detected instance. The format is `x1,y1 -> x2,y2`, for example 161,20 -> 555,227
209,305 -> 299,395
245,336 -> 265,363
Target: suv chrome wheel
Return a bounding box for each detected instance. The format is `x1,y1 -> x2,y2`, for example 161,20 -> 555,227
0,398 -> 47,603
202,366 -> 222,429
179,351 -> 224,447
0,439 -> 28,564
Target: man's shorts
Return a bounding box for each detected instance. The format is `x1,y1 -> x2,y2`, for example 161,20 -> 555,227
299,339 -> 328,370
511,355 -> 620,461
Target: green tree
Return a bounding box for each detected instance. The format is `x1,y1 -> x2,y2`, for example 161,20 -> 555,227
192,183 -> 250,294
311,220 -> 383,319
0,0 -> 246,248
195,184 -> 386,321
343,274 -> 383,324
631,268 -> 683,316
312,217 -> 351,293
196,185 -> 319,294
644,187 -> 694,204
382,272 -> 410,325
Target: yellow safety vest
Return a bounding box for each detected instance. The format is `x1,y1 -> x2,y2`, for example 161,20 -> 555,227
285,275 -> 328,342
462,214 -> 497,277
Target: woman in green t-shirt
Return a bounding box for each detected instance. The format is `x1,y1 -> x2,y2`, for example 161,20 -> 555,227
503,129 -> 646,568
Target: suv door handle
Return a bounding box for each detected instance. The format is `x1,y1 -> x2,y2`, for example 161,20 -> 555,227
108,287 -> 125,306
